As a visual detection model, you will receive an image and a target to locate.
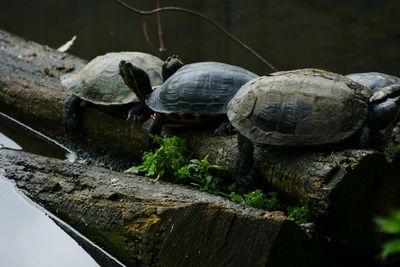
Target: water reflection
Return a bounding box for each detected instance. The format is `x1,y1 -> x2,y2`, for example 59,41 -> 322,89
0,176 -> 99,267
0,113 -> 124,266
0,112 -> 73,160
0,132 -> 22,150
1,0 -> 399,75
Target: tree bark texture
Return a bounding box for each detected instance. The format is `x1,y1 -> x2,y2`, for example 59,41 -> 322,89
0,29 -> 148,169
1,29 -> 400,258
0,149 -> 331,267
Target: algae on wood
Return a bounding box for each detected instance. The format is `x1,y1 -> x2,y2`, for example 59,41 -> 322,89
0,149 -> 331,267
180,128 -> 400,256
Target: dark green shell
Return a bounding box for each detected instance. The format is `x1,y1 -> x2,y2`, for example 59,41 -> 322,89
227,69 -> 372,146
61,52 -> 163,105
146,62 -> 258,118
346,72 -> 400,92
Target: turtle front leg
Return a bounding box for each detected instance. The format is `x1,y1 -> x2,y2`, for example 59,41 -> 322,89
147,113 -> 166,149
358,126 -> 393,152
127,102 -> 153,125
214,119 -> 236,136
234,133 -> 255,189
63,95 -> 82,133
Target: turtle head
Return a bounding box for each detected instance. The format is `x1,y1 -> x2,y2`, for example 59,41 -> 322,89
367,84 -> 400,130
162,55 -> 184,81
119,60 -> 152,105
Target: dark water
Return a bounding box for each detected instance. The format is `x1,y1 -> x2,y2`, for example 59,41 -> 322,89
0,112 -> 72,160
0,114 -> 126,266
0,132 -> 21,151
0,177 -> 101,267
1,0 -> 399,76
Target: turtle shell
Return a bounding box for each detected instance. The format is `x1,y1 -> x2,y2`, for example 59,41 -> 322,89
227,68 -> 372,146
346,72 -> 400,92
61,52 -> 163,105
146,62 -> 258,119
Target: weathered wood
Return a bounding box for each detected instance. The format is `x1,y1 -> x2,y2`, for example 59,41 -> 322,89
1,29 -> 400,258
0,29 -> 148,169
0,149 -> 332,267
178,126 -> 400,257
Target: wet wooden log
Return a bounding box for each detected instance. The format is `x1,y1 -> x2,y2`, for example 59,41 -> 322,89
0,149 -> 332,267
187,131 -> 400,255
0,29 -> 148,169
1,29 -> 400,258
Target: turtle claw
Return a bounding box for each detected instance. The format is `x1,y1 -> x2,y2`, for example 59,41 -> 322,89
127,111 -> 145,125
64,114 -> 80,133
214,122 -> 236,136
63,95 -> 82,134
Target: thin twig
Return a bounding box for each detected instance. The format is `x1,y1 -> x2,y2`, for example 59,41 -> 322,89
141,18 -> 157,54
156,0 -> 167,58
117,0 -> 278,72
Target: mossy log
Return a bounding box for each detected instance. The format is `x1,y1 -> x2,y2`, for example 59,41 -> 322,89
0,29 -> 148,168
187,132 -> 400,255
1,29 -> 400,258
0,149 -> 331,267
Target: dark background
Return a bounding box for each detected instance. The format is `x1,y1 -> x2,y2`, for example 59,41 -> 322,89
1,0 -> 399,75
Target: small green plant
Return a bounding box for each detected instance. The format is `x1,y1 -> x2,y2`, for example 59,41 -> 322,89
287,205 -> 312,224
175,156 -> 225,193
230,192 -> 244,202
230,190 -> 280,210
125,135 -> 225,193
125,135 -> 189,179
375,209 -> 400,261
127,135 -> 314,224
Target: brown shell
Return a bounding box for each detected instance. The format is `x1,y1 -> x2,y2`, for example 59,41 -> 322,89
227,69 -> 372,146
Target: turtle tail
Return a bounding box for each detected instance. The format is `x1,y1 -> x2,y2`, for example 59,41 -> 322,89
119,60 -> 152,106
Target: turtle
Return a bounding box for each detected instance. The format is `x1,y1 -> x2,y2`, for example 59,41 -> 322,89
119,59 -> 259,137
61,51 -> 164,132
346,72 -> 400,92
346,72 -> 400,149
227,68 -> 400,187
